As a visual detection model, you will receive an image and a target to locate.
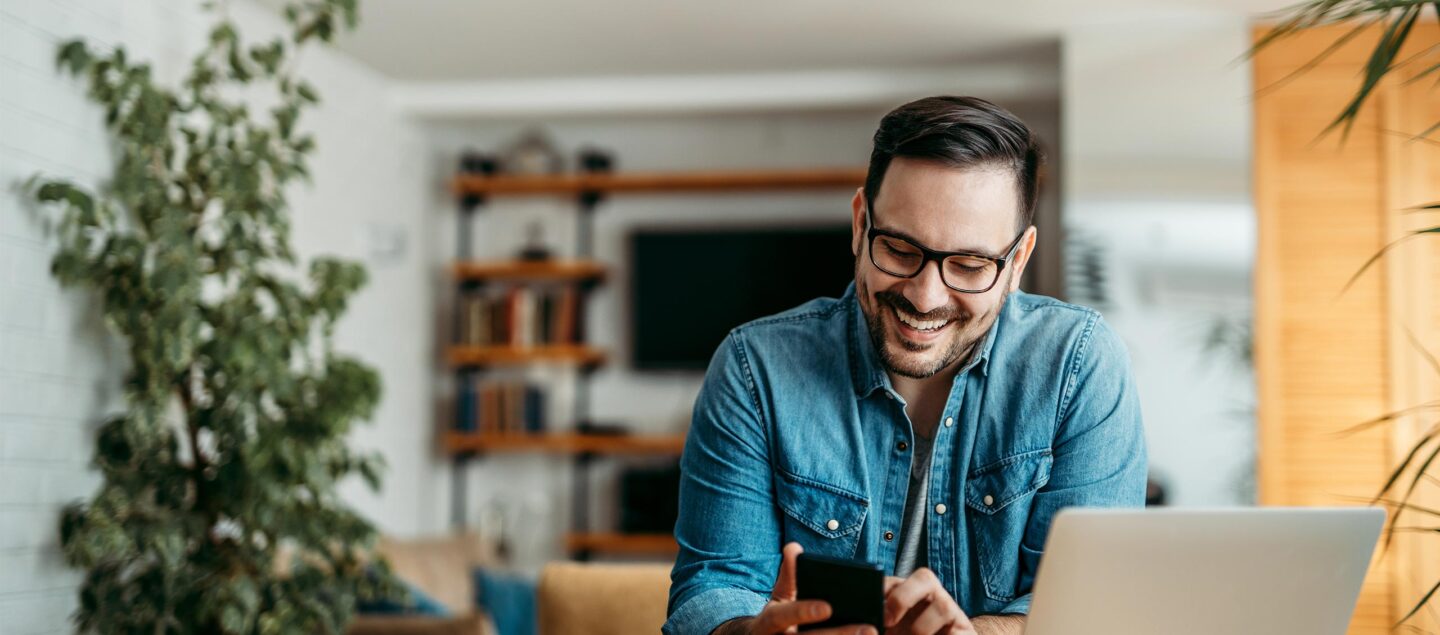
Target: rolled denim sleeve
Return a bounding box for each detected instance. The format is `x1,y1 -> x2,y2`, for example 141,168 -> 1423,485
664,332 -> 780,635
1010,314 -> 1148,613
998,592 -> 1032,615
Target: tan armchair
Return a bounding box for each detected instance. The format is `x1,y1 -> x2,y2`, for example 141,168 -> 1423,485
536,562 -> 672,635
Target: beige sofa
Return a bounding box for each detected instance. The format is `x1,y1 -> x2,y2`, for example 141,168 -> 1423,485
347,533 -> 672,635
348,533 -> 498,635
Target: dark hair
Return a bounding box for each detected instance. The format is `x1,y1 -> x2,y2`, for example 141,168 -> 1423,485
864,96 -> 1042,231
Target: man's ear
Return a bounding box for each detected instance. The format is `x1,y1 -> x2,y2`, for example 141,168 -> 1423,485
851,187 -> 866,257
1008,226 -> 1039,293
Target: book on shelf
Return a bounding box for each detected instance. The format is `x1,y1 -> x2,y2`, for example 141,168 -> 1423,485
454,377 -> 546,434
457,284 -> 581,348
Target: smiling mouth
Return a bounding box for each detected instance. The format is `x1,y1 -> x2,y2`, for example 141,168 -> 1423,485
893,305 -> 951,333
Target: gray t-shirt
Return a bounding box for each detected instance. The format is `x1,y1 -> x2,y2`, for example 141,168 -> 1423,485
893,428 -> 938,578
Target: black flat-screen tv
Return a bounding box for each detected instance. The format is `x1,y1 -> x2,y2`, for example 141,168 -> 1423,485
630,224 -> 855,370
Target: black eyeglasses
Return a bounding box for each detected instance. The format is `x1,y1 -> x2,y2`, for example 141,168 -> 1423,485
864,205 -> 1026,294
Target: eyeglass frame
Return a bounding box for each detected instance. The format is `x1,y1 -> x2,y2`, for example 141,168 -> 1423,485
863,205 -> 1028,294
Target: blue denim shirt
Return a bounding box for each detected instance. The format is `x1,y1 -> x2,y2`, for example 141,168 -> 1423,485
664,283 -> 1147,635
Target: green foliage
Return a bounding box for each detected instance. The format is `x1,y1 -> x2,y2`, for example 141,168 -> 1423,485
30,1 -> 401,632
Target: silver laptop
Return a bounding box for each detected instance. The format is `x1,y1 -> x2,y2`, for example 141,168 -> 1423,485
1024,507 -> 1385,635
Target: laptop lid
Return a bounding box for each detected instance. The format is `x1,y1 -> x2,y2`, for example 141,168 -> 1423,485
1024,507 -> 1385,635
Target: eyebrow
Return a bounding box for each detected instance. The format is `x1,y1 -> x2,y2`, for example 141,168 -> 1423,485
872,222 -> 1008,259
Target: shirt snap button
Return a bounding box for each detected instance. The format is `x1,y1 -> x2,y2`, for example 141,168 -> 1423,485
896,441 -> 908,452
884,531 -> 894,541
944,417 -> 954,427
983,494 -> 995,507
935,503 -> 947,515
826,519 -> 840,531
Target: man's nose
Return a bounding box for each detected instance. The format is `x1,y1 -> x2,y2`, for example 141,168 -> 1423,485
903,260 -> 951,315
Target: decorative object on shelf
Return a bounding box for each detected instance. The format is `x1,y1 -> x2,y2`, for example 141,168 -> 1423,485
459,150 -> 499,209
517,221 -> 554,261
29,1 -> 401,631
460,149 -> 500,176
577,146 -> 615,174
500,128 -> 565,175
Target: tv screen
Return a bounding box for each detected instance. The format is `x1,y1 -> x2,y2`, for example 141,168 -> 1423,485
630,224 -> 855,370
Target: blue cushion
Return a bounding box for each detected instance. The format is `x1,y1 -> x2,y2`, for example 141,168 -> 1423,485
473,567 -> 537,635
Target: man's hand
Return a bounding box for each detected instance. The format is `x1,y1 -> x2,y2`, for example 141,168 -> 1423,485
883,568 -> 975,635
971,614 -> 1026,635
712,542 -> 877,635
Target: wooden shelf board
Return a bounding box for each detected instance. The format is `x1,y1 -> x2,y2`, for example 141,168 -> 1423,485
453,260 -> 606,283
448,344 -> 606,367
444,432 -> 684,455
565,532 -> 678,554
453,167 -> 867,196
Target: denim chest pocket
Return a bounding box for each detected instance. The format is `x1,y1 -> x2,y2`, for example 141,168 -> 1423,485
775,471 -> 869,559
965,448 -> 1052,603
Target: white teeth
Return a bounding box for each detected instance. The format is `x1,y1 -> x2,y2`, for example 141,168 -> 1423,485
895,307 -> 949,331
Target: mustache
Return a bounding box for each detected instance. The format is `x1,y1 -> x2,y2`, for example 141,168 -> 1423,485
875,290 -> 962,322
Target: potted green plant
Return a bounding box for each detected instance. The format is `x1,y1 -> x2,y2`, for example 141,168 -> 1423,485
28,0 -> 400,631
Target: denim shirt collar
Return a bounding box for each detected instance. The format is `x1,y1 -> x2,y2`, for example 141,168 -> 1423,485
845,281 -> 1000,398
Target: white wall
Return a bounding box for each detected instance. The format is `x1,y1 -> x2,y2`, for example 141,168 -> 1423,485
1062,16 -> 1256,505
0,2 -> 429,631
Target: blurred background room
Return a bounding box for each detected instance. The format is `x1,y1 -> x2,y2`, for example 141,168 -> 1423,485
0,0 -> 1435,633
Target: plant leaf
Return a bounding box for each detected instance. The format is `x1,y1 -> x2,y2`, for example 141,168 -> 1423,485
1322,6 -> 1422,141
1403,327 -> 1440,380
1253,18 -> 1377,100
1366,498 -> 1440,519
1334,401 -> 1440,436
1371,425 -> 1438,505
1379,432 -> 1440,548
1411,118 -> 1440,141
1395,577 -> 1440,627
1341,226 -> 1440,295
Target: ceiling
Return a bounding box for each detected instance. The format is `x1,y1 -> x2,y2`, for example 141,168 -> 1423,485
285,0 -> 1291,82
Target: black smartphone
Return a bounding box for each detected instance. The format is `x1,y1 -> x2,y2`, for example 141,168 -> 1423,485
796,552 -> 885,633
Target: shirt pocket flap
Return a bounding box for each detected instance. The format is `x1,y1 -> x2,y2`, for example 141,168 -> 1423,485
775,471 -> 869,539
965,449 -> 1053,516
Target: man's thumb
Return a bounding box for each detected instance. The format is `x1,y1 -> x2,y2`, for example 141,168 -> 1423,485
772,542 -> 804,601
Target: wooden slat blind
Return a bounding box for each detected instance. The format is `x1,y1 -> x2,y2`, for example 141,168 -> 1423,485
1254,22 -> 1440,634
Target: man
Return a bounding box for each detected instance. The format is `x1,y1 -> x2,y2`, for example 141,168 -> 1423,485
664,96 -> 1147,635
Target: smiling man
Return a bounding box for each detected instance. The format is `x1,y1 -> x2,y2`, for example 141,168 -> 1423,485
664,96 -> 1147,635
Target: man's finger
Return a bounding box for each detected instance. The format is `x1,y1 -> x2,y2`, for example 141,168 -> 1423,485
772,542 -> 805,601
883,568 -> 942,627
754,599 -> 830,633
888,598 -> 930,634
908,598 -> 971,635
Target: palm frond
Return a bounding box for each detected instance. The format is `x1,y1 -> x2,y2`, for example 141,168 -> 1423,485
1340,227 -> 1440,294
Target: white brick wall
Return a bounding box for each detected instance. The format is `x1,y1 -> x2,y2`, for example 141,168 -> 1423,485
1,1 -> 129,631
0,2 -> 433,631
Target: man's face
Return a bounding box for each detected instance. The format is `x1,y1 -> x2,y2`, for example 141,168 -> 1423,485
851,157 -> 1035,380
